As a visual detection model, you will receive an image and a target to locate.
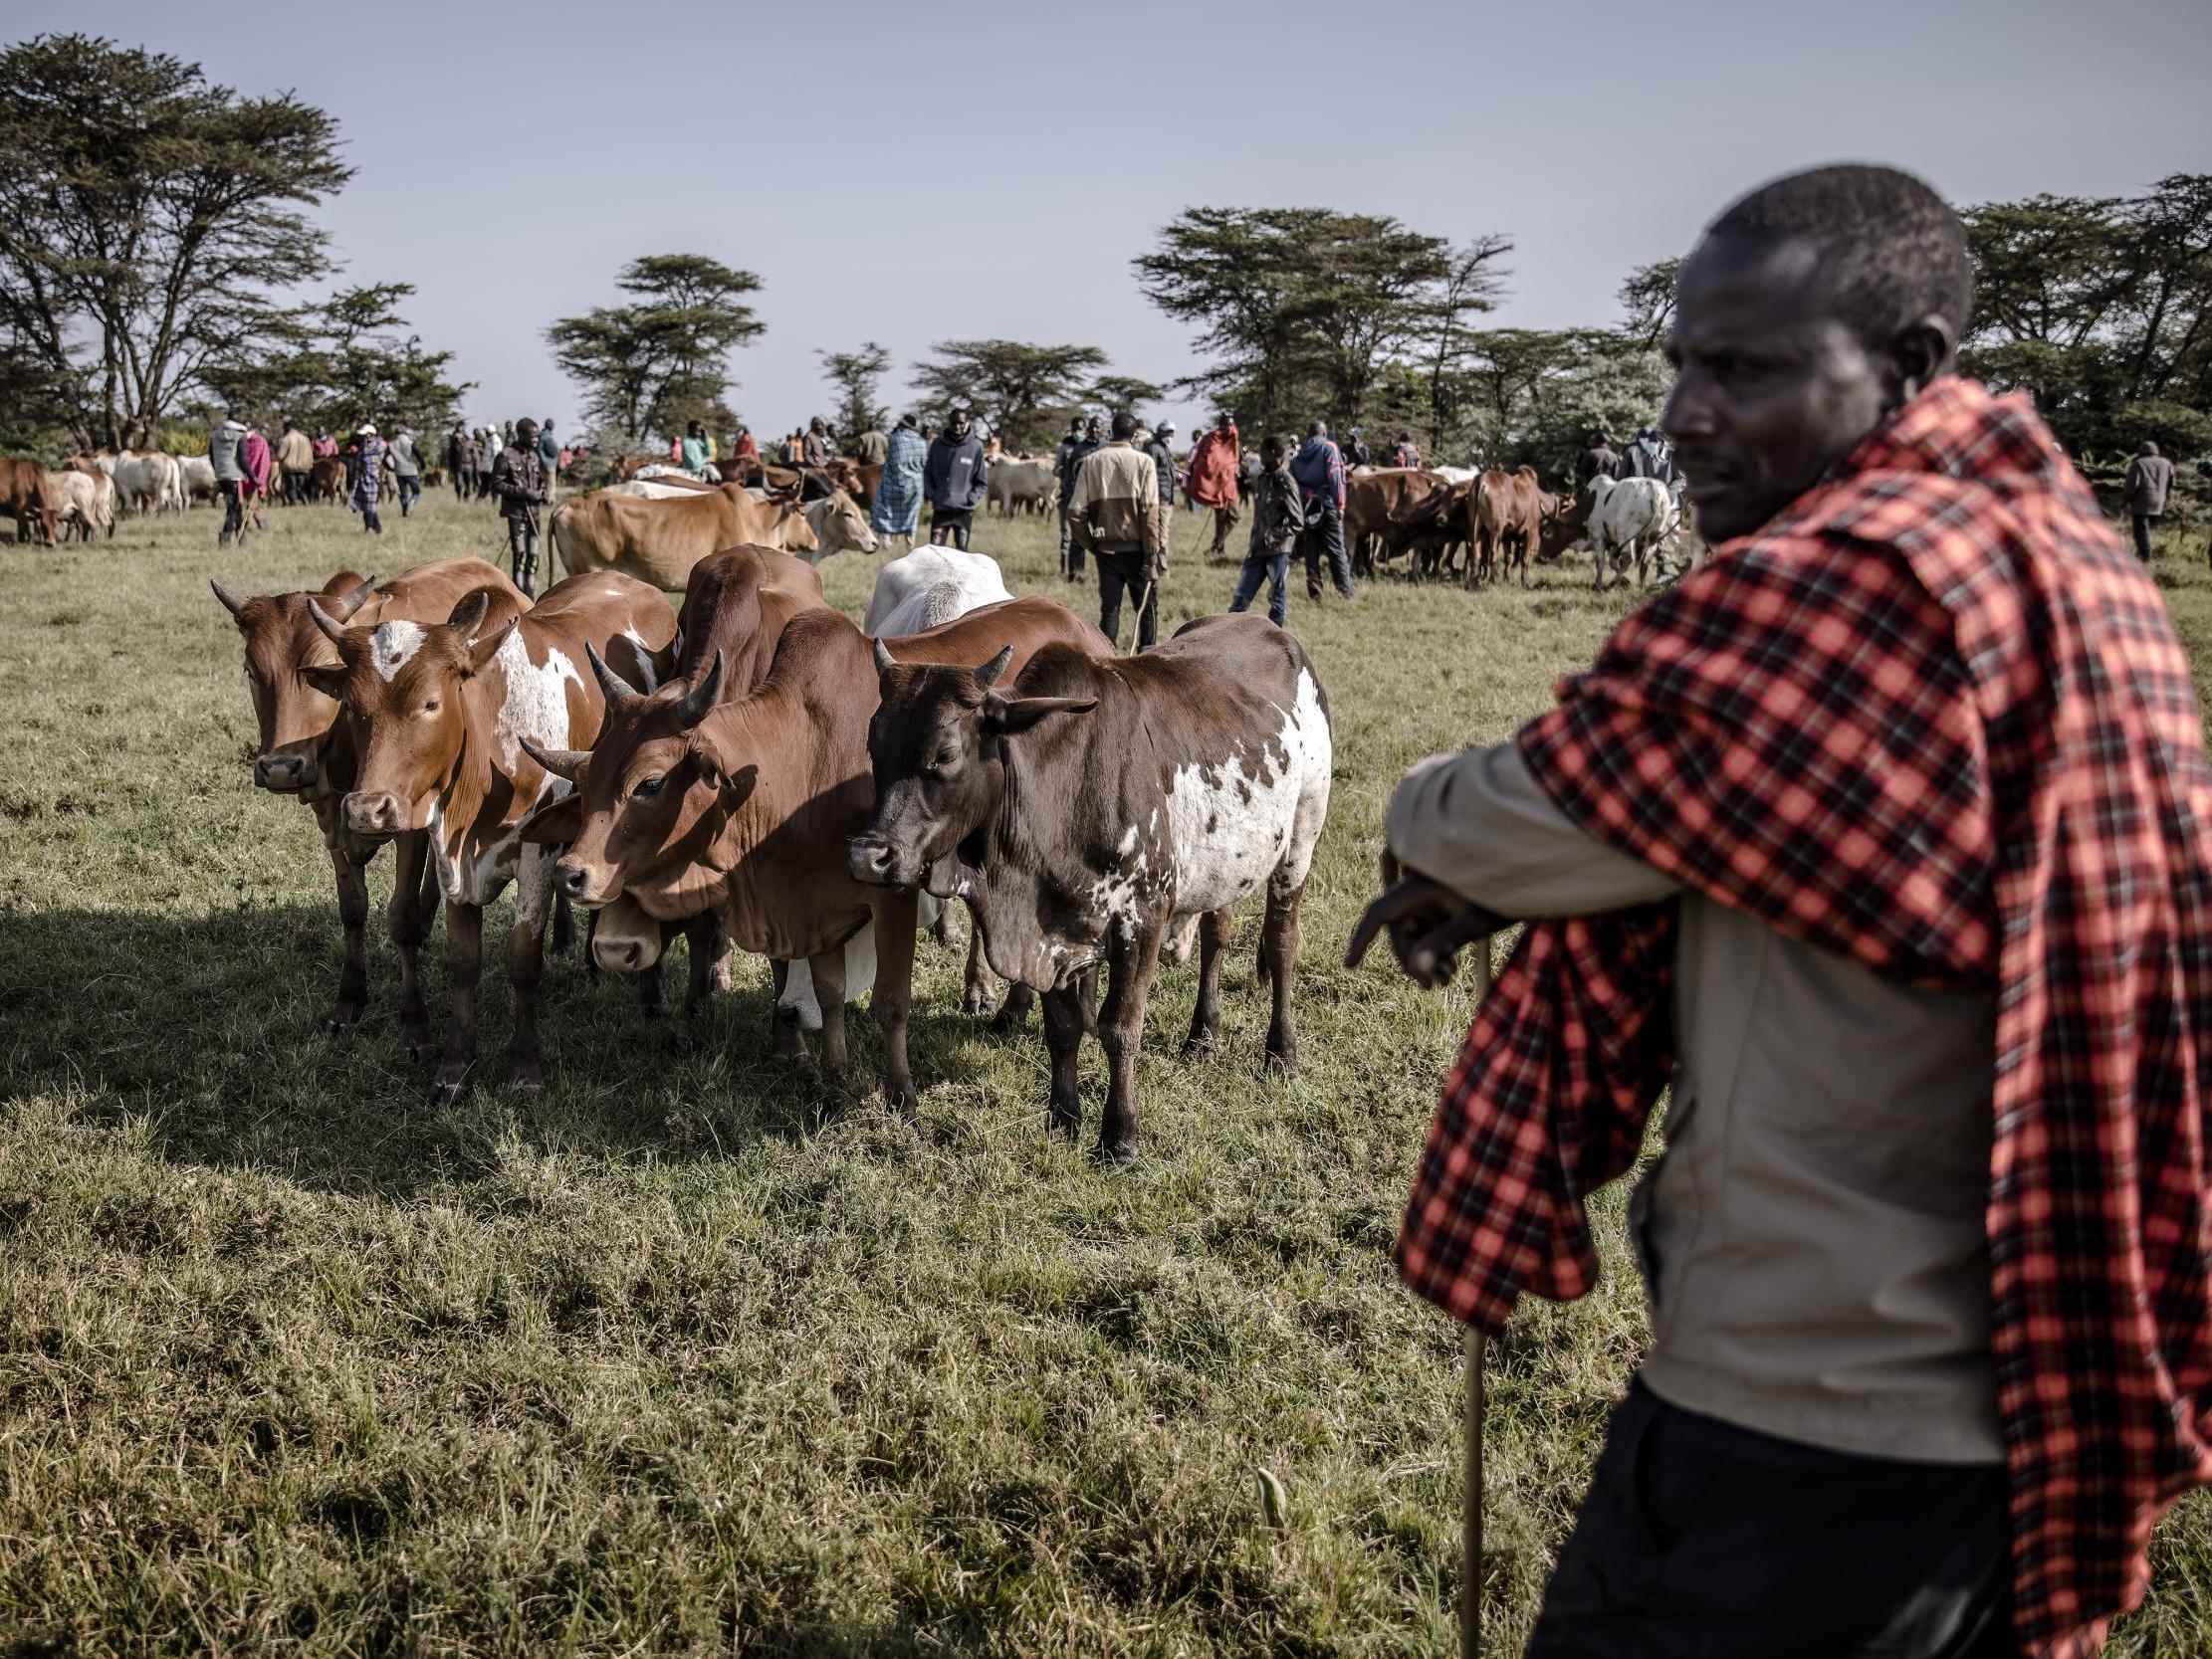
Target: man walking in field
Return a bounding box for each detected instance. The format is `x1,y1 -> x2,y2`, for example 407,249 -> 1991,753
2125,440 -> 2176,562
1143,419 -> 1179,514
447,424 -> 476,501
474,428 -> 498,500
493,416 -> 550,594
277,419 -> 314,506
208,407 -> 250,548
1226,432 -> 1304,626
1353,163 -> 2212,1659
388,424 -> 422,518
923,408 -> 989,550
1184,412 -> 1242,557
1290,418 -> 1356,603
1057,414 -> 1103,579
1066,410 -> 1168,650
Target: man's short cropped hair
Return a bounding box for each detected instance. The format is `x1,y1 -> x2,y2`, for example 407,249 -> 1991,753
1111,411 -> 1139,440
1704,163 -> 1975,345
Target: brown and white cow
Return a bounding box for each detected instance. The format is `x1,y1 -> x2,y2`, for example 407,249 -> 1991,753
313,570 -> 676,1100
522,598 -> 1108,1114
213,558 -> 527,1044
848,613 -> 1333,1163
550,484 -> 820,589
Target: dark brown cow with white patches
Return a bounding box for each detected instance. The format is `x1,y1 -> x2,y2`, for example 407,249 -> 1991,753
522,598 -> 1108,1112
212,558 -> 526,1044
314,571 -> 676,1100
848,613 -> 1332,1164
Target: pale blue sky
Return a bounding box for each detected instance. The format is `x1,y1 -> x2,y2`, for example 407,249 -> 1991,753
12,0 -> 2209,438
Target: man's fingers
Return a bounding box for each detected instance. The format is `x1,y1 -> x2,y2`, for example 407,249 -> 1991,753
1344,898 -> 1398,969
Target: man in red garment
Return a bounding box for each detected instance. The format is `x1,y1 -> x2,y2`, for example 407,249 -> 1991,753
1182,411 -> 1242,557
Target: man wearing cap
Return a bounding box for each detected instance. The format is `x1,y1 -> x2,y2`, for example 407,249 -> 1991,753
1184,411 -> 1242,558
923,408 -> 989,550
1620,424 -> 1678,484
1343,427 -> 1373,469
350,424 -> 387,535
209,407 -> 251,548
1056,414 -> 1103,579
1142,419 -> 1179,515
2124,439 -> 2177,563
492,417 -> 550,593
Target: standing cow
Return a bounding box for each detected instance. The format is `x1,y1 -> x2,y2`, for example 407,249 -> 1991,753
848,612 -> 1332,1164
1,458 -> 59,544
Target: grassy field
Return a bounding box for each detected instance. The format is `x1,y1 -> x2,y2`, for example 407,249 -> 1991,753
2,484 -> 2208,1657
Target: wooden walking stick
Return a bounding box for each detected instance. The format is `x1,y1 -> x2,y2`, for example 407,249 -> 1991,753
1463,1323 -> 1485,1659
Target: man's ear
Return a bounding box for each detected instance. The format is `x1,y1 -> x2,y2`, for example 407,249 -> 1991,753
1889,313 -> 1957,402
303,663 -> 349,700
983,694 -> 1098,736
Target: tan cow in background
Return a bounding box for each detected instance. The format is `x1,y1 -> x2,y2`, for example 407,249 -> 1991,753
551,483 -> 819,589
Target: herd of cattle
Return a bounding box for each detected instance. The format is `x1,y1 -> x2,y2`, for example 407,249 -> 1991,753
1341,464 -> 1691,589
210,541 -> 1331,1162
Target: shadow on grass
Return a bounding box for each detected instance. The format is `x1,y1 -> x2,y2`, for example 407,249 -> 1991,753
0,901 -> 966,1197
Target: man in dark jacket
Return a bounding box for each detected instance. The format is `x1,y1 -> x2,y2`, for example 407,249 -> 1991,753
493,417 -> 550,594
1579,429 -> 1621,485
1290,419 -> 1357,603
1056,414 -> 1103,578
447,425 -> 477,500
1343,427 -> 1373,468
1228,434 -> 1306,626
924,409 -> 989,549
1143,420 -> 1178,512
2125,440 -> 2177,562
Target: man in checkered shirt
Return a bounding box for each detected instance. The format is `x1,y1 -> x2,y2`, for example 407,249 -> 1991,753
1360,164 -> 2212,1658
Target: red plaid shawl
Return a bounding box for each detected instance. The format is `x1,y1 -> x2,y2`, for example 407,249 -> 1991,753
1397,378 -> 2212,1655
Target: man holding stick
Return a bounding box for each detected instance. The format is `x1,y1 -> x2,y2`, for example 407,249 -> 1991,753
1351,164 -> 2212,1658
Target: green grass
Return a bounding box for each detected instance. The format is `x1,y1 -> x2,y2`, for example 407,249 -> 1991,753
1,491 -> 2206,1656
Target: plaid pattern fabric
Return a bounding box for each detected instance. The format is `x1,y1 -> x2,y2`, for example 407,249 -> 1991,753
1397,379 -> 2212,1656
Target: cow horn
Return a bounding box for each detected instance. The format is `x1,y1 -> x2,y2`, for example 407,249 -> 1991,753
330,577 -> 376,621
210,578 -> 247,618
307,599 -> 348,645
585,641 -> 640,709
520,737 -> 589,782
873,638 -> 897,677
972,646 -> 1014,691
674,650 -> 723,730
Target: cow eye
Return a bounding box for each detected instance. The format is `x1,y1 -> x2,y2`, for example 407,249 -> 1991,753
419,700 -> 440,717
632,774 -> 666,798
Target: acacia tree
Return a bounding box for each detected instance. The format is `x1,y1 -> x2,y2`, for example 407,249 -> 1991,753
548,253 -> 763,443
818,341 -> 892,435
1618,258 -> 1683,348
0,34 -> 352,448
205,283 -> 471,438
911,339 -> 1108,448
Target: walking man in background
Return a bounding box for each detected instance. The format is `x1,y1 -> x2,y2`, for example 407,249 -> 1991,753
804,416 -> 836,470
240,420 -> 272,532
277,418 -> 314,506
350,424 -> 386,535
1143,419 -> 1178,515
2126,439 -> 2176,562
1389,431 -> 1422,469
1343,426 -> 1373,469
1579,427 -> 1621,484
924,408 -> 988,550
1185,411 -> 1242,557
1227,433 -> 1305,627
1357,162 -> 2212,1659
209,407 -> 249,547
475,428 -> 498,500
872,414 -> 927,546
1057,414 -> 1102,578
447,424 -> 476,500
537,419 -> 560,482
855,423 -> 889,466
1291,418 -> 1356,603
493,417 -> 550,594
388,424 -> 421,518
1620,423 -> 1678,483
1066,411 -> 1168,651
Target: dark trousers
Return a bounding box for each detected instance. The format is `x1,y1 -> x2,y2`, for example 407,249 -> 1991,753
396,475 -> 420,517
281,470 -> 306,507
1096,546 -> 1158,651
1059,505 -> 1084,576
1525,1381 -> 2011,1659
2132,512 -> 2157,562
1229,548 -> 1291,626
507,517 -> 538,593
476,470 -> 494,500
452,470 -> 472,501
1300,498 -> 1355,597
218,479 -> 247,545
930,507 -> 974,550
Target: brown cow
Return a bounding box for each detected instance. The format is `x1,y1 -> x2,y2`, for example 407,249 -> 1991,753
1346,468 -> 1466,578
307,456 -> 348,505
522,597 -> 1109,1114
313,570 -> 676,1100
212,558 -> 526,1044
848,613 -> 1333,1163
1,458 -> 58,545
550,484 -> 819,589
1468,466 -> 1563,586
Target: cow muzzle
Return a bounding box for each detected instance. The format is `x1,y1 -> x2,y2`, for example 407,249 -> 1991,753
341,791 -> 405,838
553,857 -> 619,908
847,836 -> 908,889
591,928 -> 660,973
256,752 -> 318,793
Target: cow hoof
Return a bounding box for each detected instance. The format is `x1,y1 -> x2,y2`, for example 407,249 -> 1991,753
1091,1138 -> 1138,1168
963,985 -> 993,1018
510,1062 -> 546,1094
1047,1108 -> 1082,1141
428,1075 -> 469,1108
1181,1034 -> 1217,1061
1264,1046 -> 1297,1078
324,1003 -> 366,1035
402,1033 -> 437,1063
885,1085 -> 921,1127
988,997 -> 1030,1034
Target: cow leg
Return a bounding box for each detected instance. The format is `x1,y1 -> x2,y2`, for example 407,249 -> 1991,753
1096,922 -> 1165,1164
638,930 -> 672,1017
769,961 -> 806,1061
327,843 -> 371,1032
505,845 -> 556,1091
1182,908 -> 1232,1059
806,942 -> 849,1095
1041,983 -> 1086,1141
961,919 -> 995,1018
391,830 -> 439,1057
871,889 -> 919,1120
1261,876 -> 1306,1075
991,978 -> 1037,1033
431,901 -> 484,1106
683,914 -> 731,1015
930,905 -> 955,948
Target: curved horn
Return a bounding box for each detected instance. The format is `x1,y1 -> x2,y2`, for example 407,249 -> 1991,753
520,736 -> 590,782
210,577 -> 247,618
673,649 -> 723,731
972,646 -> 1014,691
330,576 -> 376,621
873,638 -> 897,677
307,599 -> 348,645
585,640 -> 640,710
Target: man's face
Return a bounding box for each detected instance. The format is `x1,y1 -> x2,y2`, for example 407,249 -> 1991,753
1662,233 -> 1899,543
1086,418 -> 1103,441
950,413 -> 970,441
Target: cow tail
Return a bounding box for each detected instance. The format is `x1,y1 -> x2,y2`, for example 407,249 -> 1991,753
548,506 -> 566,579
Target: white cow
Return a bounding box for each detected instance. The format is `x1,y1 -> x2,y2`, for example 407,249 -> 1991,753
861,546 -> 1012,635
987,458 -> 1055,516
44,470 -> 114,541
104,449 -> 183,516
605,472 -> 720,501
178,454 -> 217,503
1430,464 -> 1478,485
1586,475 -> 1681,590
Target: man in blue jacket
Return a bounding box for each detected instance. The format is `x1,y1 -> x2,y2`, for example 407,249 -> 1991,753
925,408 -> 989,548
1291,419 -> 1357,603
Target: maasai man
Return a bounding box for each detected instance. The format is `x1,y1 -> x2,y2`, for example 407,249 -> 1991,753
871,414 -> 927,544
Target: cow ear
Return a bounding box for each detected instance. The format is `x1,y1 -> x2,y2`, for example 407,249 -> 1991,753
447,588 -> 492,636
467,619 -> 515,675
984,694 -> 1097,735
302,663 -> 349,700
519,793 -> 584,847
688,731 -> 727,792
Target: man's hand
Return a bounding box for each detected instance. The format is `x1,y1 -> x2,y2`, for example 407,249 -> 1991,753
1346,852 -> 1511,990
